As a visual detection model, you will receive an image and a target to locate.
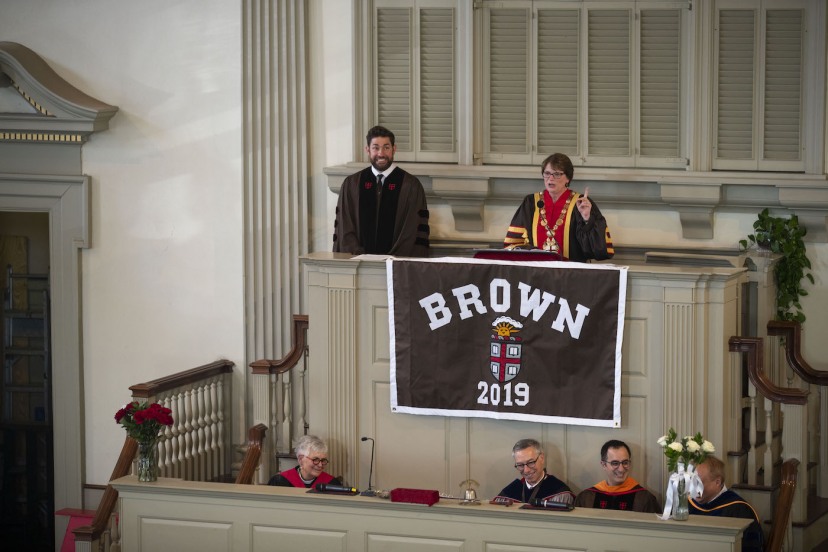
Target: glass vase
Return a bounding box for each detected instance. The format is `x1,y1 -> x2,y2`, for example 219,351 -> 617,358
136,439 -> 159,482
674,475 -> 689,520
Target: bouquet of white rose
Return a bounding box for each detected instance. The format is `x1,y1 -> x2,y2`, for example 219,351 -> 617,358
656,427 -> 715,521
657,428 -> 715,472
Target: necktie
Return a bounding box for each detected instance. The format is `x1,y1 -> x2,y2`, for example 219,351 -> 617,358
377,174 -> 384,187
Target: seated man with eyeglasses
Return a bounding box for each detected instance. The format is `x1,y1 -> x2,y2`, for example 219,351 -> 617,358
574,439 -> 660,512
268,434 -> 342,489
493,438 -> 574,505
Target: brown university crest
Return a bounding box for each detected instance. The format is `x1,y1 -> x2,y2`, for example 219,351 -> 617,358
489,316 -> 523,382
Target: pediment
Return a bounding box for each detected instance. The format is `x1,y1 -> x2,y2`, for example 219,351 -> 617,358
0,41 -> 117,143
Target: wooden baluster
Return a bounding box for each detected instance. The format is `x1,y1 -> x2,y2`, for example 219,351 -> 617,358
748,380 -> 757,485
282,371 -> 292,455
299,349 -> 308,437
198,384 -> 209,480
176,391 -> 187,479
217,377 -> 226,478
763,396 -> 773,485
161,395 -> 174,476
184,388 -> 194,480
270,373 -> 279,473
209,378 -> 219,481
109,511 -> 120,552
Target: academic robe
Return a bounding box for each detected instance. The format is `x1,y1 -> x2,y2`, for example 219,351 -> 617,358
333,166 -> 429,257
689,489 -> 764,552
503,190 -> 614,262
495,472 -> 575,505
267,466 -> 341,489
574,477 -> 660,513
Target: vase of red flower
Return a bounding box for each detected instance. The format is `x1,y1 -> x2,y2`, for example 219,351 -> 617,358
115,401 -> 174,482
136,438 -> 160,482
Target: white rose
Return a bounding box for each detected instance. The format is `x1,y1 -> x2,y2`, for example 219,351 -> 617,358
686,440 -> 700,453
657,435 -> 668,447
668,442 -> 683,452
702,441 -> 715,453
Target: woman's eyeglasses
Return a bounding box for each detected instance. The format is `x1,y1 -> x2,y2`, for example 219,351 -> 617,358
306,457 -> 329,466
542,171 -> 565,180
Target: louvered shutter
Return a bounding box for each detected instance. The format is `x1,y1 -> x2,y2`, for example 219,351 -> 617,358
587,9 -> 631,157
762,9 -> 802,163
486,8 -> 531,155
639,9 -> 681,159
377,7 -> 413,152
419,8 -> 455,152
716,9 -> 755,163
537,9 -> 579,156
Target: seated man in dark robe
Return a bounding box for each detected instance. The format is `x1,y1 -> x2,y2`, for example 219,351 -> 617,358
690,456 -> 764,552
575,439 -> 660,512
493,438 -> 574,505
268,434 -> 342,489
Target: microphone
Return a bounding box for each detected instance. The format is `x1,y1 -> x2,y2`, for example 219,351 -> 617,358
315,483 -> 357,494
536,199 -> 544,208
361,436 -> 376,496
528,498 -> 573,510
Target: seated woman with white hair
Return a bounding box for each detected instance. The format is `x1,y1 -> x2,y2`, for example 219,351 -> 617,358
268,434 -> 342,489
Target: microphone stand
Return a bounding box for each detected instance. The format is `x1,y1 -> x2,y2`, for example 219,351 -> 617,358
360,436 -> 376,496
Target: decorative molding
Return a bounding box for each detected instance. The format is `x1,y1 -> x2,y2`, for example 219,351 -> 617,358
0,132 -> 83,143
0,42 -> 118,139
0,173 -> 90,527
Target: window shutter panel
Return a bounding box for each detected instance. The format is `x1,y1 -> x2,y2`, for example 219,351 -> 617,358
377,8 -> 413,152
419,8 -> 455,152
537,9 -> 579,155
639,9 -> 681,158
716,9 -> 755,161
487,8 -> 530,154
587,9 -> 631,156
763,9 -> 802,162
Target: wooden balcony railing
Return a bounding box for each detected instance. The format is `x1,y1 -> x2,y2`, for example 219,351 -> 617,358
130,359 -> 234,482
250,314 -> 309,477
72,359 -> 235,552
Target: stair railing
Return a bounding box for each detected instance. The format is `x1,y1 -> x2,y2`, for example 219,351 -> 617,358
729,335 -> 810,524
768,321 -> 828,498
250,314 -> 309,482
72,436 -> 137,552
73,359 -> 235,552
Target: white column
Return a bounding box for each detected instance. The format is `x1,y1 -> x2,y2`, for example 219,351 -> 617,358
243,0 -> 310,477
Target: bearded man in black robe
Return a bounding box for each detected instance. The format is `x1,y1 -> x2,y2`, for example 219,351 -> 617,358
333,126 -> 429,257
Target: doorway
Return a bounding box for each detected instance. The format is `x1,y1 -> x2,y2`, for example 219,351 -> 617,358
0,212 -> 52,550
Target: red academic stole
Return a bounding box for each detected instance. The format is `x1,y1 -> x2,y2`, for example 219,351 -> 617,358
280,468 -> 335,489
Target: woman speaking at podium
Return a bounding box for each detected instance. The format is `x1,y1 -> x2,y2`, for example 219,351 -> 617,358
503,153 -> 614,262
268,435 -> 343,489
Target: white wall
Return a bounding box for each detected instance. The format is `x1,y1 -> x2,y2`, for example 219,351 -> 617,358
0,0 -> 246,483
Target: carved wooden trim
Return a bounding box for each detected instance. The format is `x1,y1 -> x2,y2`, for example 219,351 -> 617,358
728,336 -> 808,405
235,424 -> 268,485
249,314 -> 309,375
129,359 -> 234,398
767,320 -> 828,386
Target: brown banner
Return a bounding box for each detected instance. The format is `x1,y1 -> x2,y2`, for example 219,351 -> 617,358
388,258 -> 626,427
